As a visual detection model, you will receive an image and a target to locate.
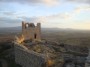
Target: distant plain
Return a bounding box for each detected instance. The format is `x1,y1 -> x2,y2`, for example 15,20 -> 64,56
0,27 -> 90,47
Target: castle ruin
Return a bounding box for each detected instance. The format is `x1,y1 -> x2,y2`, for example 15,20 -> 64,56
22,21 -> 41,41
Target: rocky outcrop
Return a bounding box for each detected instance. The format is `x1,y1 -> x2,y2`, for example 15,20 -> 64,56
85,47 -> 90,67
14,44 -> 47,67
14,41 -> 88,67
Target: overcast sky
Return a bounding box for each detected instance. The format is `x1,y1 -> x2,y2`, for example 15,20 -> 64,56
0,0 -> 90,30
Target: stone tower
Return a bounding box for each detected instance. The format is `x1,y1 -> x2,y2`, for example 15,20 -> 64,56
22,21 -> 41,41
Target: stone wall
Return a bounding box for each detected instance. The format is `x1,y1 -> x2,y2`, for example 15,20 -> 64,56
14,44 -> 47,67
22,21 -> 41,41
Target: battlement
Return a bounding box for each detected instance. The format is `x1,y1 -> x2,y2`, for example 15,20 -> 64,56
22,21 -> 41,28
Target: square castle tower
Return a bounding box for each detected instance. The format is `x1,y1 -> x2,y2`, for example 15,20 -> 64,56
22,21 -> 41,41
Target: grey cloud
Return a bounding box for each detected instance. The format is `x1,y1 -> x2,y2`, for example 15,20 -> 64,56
66,0 -> 90,4
18,13 -> 71,23
18,14 -> 69,23
2,11 -> 16,16
18,16 -> 40,22
0,0 -> 90,5
0,17 -> 21,23
0,16 -> 40,24
0,15 -> 52,27
0,0 -> 58,5
0,0 -> 42,4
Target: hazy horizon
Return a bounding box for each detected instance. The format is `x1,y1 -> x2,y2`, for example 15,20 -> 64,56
0,26 -> 90,31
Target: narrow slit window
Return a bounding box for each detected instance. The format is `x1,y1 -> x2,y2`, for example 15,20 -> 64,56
34,34 -> 37,39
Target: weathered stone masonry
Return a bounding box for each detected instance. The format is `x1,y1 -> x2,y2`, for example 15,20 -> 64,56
22,21 -> 41,41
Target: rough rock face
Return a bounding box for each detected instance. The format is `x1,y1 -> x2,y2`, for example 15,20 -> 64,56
14,43 -> 47,67
85,47 -> 90,67
14,41 -> 89,67
59,44 -> 88,67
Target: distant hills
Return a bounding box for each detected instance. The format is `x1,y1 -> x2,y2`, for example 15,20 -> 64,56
0,26 -> 90,34
0,27 -> 22,33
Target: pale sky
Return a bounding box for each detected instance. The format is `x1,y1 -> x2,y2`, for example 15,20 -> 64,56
0,0 -> 90,30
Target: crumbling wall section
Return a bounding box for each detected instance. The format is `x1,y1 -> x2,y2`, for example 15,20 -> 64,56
14,44 -> 47,67
35,23 -> 41,40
